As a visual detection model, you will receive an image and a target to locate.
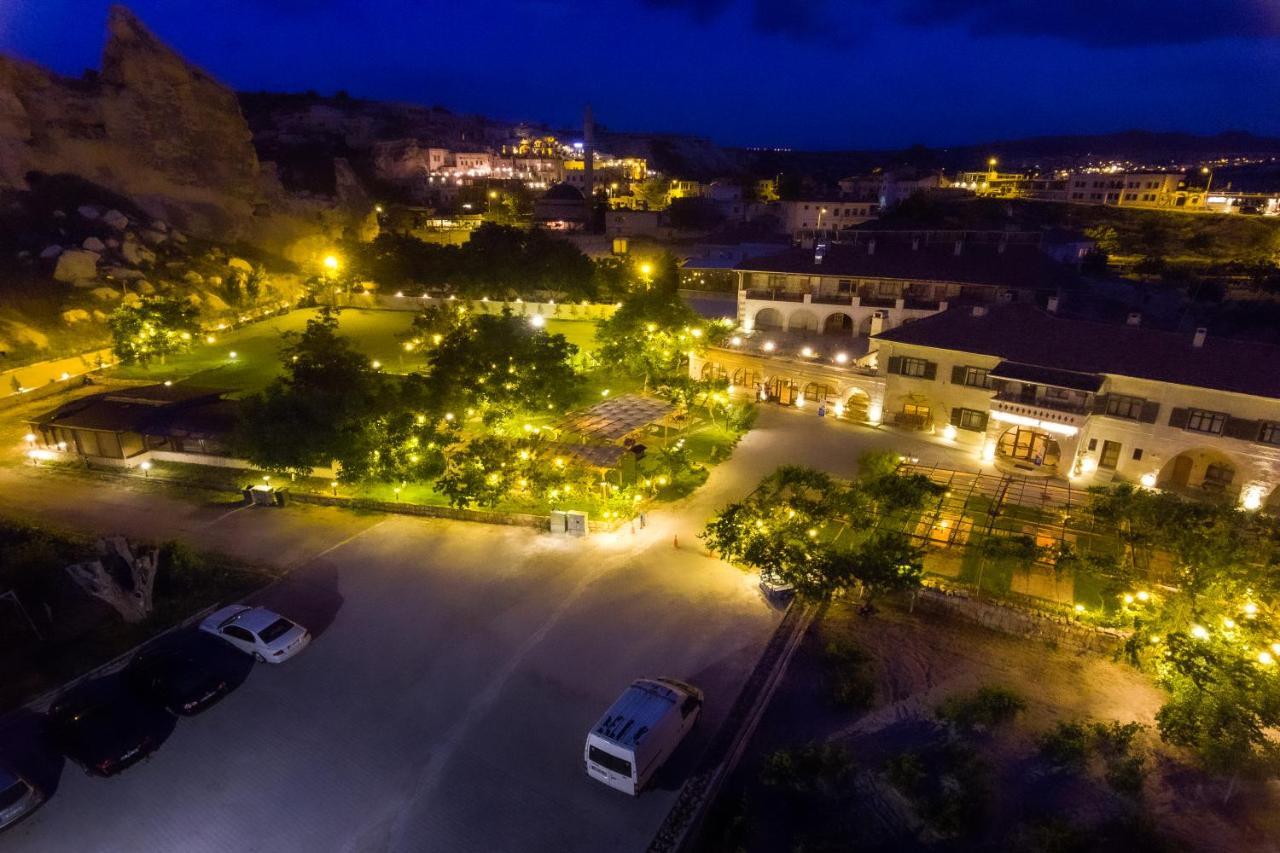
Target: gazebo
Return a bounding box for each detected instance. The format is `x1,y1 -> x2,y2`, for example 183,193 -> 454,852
557,394 -> 676,444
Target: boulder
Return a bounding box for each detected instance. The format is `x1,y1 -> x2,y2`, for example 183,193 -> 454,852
136,280 -> 156,295
53,249 -> 100,283
105,237 -> 120,248
186,293 -> 202,306
62,308 -> 92,325
90,286 -> 121,301
140,228 -> 167,244
149,219 -> 168,232
227,257 -> 253,273
207,274 -> 222,286
121,292 -> 141,306
52,209 -> 66,219
101,209 -> 129,230
120,238 -> 155,266
77,204 -> 102,220
92,309 -> 109,322
82,236 -> 106,252
39,244 -> 63,259
172,230 -> 187,244
182,270 -> 204,286
201,291 -> 230,312
102,265 -> 144,280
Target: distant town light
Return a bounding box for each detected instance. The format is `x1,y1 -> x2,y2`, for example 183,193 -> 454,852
228,351 -> 238,360
371,360 -> 381,370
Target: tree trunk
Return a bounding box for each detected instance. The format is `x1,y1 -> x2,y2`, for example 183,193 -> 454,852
64,537 -> 158,623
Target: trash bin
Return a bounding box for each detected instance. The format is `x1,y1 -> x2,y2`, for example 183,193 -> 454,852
242,486 -> 253,506
274,488 -> 289,507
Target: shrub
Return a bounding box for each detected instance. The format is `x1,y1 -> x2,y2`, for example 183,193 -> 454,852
759,742 -> 854,796
1037,721 -> 1090,768
936,686 -> 1027,730
823,638 -> 875,710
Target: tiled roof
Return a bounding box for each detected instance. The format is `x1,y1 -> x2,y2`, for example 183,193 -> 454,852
875,305 -> 1280,399
736,241 -> 1076,291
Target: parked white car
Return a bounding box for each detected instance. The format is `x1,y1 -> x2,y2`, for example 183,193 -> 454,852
199,605 -> 311,664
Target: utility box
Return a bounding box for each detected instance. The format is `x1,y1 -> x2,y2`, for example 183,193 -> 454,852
565,510 -> 589,537
549,510 -> 568,535
249,484 -> 276,506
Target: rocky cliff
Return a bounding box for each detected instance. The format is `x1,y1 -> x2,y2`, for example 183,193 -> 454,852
0,5 -> 367,253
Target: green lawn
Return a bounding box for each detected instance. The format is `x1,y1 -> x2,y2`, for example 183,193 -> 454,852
109,309 -> 602,394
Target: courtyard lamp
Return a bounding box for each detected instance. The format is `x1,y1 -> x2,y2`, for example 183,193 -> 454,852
140,460 -> 152,478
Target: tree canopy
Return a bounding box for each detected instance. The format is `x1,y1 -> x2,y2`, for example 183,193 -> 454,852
107,296 -> 201,366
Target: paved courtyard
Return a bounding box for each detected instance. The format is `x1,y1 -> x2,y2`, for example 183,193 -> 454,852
0,405 -> 976,853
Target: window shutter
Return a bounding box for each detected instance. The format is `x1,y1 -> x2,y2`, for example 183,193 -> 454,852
1223,417 -> 1261,440
1091,394 -> 1109,414
951,365 -> 966,385
1138,401 -> 1160,423
922,361 -> 937,381
951,407 -> 962,426
1168,407 -> 1189,429
886,356 -> 901,375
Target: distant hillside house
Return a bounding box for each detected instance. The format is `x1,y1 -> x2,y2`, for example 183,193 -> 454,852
533,183 -> 588,231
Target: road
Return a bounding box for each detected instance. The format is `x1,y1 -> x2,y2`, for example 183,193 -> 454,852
0,406 -> 976,853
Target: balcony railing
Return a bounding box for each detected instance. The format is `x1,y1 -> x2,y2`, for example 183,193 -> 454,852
858,295 -> 898,308
744,289 -> 805,302
812,293 -> 855,305
902,297 -> 943,311
992,391 -> 1088,416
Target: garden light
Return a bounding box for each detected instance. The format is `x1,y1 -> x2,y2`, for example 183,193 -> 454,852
1191,625 -> 1209,639
529,314 -> 546,329
762,340 -> 775,352
730,336 -> 741,346
1260,651 -> 1275,666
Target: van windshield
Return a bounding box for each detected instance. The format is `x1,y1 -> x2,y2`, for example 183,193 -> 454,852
588,745 -> 632,778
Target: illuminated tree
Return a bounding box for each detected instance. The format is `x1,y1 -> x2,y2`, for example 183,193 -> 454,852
236,308 -> 387,479
1092,484 -> 1280,788
425,312 -> 581,423
597,255 -> 711,389
107,296 -> 200,366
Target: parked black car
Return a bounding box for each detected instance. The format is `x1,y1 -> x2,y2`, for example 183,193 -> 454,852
123,632 -> 251,716
47,679 -> 175,777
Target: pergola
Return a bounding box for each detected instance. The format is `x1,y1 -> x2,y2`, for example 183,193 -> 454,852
557,394 -> 676,444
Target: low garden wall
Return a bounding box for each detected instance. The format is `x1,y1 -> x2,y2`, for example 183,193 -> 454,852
915,579 -> 1126,653
338,292 -> 619,320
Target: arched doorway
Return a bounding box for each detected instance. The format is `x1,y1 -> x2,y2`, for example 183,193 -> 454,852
1157,448 -> 1240,497
857,314 -> 876,337
996,425 -> 1061,475
753,307 -> 784,331
765,376 -> 798,405
788,309 -> 819,333
732,367 -> 760,391
802,382 -> 835,406
822,312 -> 853,336
843,388 -> 871,421
700,362 -> 728,382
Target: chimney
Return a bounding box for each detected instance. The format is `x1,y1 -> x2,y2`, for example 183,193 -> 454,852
1193,327 -> 1208,348
1126,312 -> 1142,326
971,305 -> 988,317
867,238 -> 876,256
1046,295 -> 1060,313
954,239 -> 963,256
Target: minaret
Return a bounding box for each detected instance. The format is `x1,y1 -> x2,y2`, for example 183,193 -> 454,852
583,104 -> 595,226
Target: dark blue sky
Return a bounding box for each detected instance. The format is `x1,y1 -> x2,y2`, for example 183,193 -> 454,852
2,1 -> 1278,150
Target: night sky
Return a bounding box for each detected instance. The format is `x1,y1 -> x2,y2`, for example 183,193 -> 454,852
2,0 -> 1278,150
